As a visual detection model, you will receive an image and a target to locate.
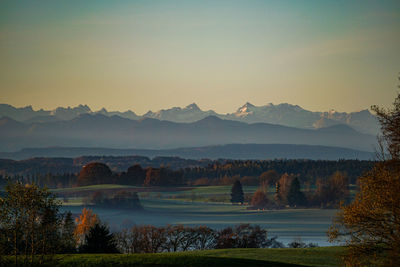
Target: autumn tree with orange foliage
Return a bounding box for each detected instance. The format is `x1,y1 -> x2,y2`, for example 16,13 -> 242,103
274,173 -> 294,205
77,162 -> 112,186
74,208 -> 99,245
328,88 -> 400,267
259,170 -> 279,192
251,190 -> 269,209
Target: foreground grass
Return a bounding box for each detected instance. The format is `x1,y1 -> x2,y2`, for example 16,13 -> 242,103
1,247 -> 344,267
196,247 -> 344,267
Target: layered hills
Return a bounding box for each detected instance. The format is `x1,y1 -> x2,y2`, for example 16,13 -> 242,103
0,102 -> 379,134
0,103 -> 378,160
0,113 -> 376,153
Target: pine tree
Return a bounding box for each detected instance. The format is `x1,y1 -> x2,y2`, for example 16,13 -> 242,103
61,211 -> 76,253
230,180 -> 244,204
79,223 -> 118,253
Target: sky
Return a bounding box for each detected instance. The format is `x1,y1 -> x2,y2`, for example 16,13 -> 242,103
0,0 -> 399,115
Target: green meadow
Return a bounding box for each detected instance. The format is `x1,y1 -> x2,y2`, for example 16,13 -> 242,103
1,247 -> 344,266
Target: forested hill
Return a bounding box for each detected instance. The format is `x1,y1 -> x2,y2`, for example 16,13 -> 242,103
0,156 -> 374,186
0,156 -> 208,175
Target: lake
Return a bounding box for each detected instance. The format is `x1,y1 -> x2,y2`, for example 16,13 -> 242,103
62,197 -> 339,247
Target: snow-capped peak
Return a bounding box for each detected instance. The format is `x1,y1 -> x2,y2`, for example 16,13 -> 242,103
236,102 -> 255,116
238,102 -> 254,110
184,103 -> 201,111
243,102 -> 255,108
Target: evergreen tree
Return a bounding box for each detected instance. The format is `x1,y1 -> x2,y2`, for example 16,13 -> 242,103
287,177 -> 307,207
230,180 -> 244,204
79,223 -> 119,253
39,205 -> 61,255
61,211 -> 76,253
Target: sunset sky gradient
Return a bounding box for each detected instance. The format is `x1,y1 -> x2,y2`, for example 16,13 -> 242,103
1,0 -> 399,114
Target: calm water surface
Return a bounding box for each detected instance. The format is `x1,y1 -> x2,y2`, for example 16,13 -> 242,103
62,198 -> 339,246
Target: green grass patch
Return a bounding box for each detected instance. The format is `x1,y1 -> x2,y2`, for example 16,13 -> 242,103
58,197 -> 85,206
1,247 -> 344,267
191,185 -> 259,195
195,247 -> 344,267
52,184 -> 139,193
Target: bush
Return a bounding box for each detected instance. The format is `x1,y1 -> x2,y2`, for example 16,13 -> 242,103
216,224 -> 268,249
115,224 -> 275,253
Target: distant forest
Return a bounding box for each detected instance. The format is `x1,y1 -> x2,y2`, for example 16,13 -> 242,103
0,156 -> 375,188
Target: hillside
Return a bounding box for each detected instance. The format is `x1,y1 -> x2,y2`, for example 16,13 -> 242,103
0,114 -> 376,152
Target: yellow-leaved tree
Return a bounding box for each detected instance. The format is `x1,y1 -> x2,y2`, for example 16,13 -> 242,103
328,83 -> 400,266
74,208 -> 99,245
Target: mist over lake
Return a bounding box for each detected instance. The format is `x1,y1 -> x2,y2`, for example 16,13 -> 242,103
1,0 -> 398,265
61,192 -> 338,246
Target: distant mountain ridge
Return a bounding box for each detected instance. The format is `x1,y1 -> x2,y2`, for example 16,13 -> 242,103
0,102 -> 379,134
0,144 -> 374,161
0,113 -> 376,153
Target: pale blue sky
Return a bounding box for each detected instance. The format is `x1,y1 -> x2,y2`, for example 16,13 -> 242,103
0,0 -> 399,114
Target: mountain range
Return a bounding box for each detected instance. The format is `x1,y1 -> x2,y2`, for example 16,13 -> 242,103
0,103 -> 379,135
0,112 -> 376,153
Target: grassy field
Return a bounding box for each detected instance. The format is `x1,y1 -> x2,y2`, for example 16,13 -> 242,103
1,247 -> 344,266
52,184 -> 139,193
54,184 -> 357,204
53,184 -> 259,203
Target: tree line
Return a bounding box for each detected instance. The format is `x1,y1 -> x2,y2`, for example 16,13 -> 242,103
182,159 -> 373,184
2,159 -> 374,190
230,170 -> 349,209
